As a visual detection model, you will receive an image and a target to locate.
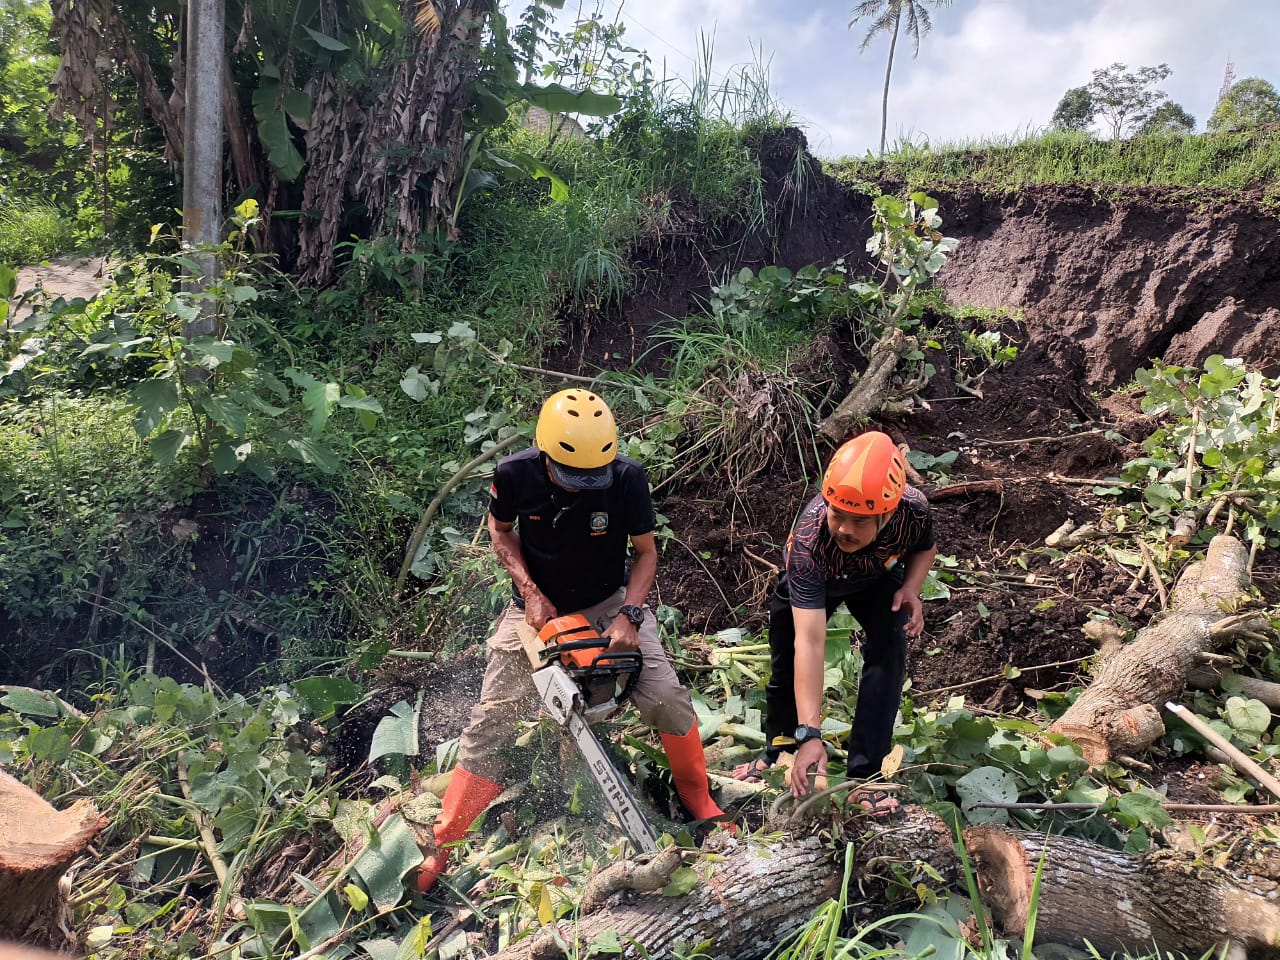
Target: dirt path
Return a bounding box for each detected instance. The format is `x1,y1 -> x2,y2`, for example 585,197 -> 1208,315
11,254 -> 110,319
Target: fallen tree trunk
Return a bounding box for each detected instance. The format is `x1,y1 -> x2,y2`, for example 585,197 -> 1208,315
965,824 -> 1280,958
1048,535 -> 1269,764
0,769 -> 107,948
819,328 -> 917,442
484,809 -> 959,960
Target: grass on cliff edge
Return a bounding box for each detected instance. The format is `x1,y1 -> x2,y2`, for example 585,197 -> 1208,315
831,126 -> 1280,199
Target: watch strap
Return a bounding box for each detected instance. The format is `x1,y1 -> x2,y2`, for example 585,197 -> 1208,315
794,724 -> 823,744
618,604 -> 645,627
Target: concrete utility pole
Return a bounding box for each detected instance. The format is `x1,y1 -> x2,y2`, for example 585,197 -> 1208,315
182,0 -> 224,336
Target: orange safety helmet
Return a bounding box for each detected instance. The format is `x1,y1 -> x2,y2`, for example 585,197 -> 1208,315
822,431 -> 906,515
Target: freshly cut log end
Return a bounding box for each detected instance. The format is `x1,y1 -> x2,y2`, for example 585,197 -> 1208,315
0,771 -> 108,948
965,824 -> 1280,958
963,826 -> 1033,936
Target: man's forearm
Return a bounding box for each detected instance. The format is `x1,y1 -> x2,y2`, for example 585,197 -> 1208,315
792,607 -> 829,728
490,526 -> 541,599
623,548 -> 657,607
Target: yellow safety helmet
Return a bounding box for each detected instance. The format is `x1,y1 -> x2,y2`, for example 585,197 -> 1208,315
536,389 -> 618,490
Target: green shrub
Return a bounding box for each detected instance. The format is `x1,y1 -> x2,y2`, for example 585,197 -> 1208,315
0,196 -> 74,264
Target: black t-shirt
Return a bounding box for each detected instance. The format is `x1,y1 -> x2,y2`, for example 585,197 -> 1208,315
489,448 -> 657,613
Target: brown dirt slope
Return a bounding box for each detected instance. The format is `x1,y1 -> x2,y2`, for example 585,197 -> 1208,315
932,184 -> 1280,386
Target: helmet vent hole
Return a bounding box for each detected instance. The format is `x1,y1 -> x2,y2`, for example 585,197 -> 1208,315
567,409 -> 580,417
593,410 -> 602,417
559,441 -> 577,453
602,442 -> 614,452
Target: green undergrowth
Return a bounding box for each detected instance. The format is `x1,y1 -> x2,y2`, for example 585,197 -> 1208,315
0,195 -> 76,264
831,127 -> 1280,201
0,103 -> 793,682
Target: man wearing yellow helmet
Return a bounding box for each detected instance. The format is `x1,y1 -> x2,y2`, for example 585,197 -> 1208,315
416,389 -> 727,893
733,431 -> 937,817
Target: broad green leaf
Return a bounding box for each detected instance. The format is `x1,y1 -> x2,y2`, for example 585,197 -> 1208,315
283,88 -> 313,123
1116,791 -> 1172,829
586,929 -> 622,955
369,701 -> 419,761
253,84 -> 305,182
518,82 -> 620,117
1224,696 -> 1271,737
351,815 -> 425,911
29,727 -> 72,762
188,338 -> 236,367
301,380 -> 341,433
0,685 -> 62,718
202,396 -> 249,437
338,394 -> 383,413
211,443 -> 243,474
149,429 -> 190,464
0,264 -> 16,300
955,765 -> 1019,824
305,26 -> 350,50
292,676 -> 363,719
661,866 -> 699,897
130,379 -> 180,436
286,436 -> 340,472
399,367 -> 436,401
362,940 -> 398,960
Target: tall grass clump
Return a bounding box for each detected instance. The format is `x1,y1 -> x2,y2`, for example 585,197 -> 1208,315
832,126 -> 1280,199
0,195 -> 75,264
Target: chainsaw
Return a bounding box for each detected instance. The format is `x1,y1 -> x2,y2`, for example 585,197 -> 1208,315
515,614 -> 660,853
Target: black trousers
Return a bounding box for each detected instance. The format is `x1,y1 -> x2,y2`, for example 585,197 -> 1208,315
763,571 -> 907,779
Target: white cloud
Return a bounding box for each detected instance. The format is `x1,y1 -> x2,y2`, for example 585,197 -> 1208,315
516,0 -> 1280,156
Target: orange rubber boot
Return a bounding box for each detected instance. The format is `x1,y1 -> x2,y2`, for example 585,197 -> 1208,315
417,766 -> 503,894
660,727 -> 731,825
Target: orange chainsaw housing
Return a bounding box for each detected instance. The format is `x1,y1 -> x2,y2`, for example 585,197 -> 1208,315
537,614 -> 608,669
536,614 -> 641,707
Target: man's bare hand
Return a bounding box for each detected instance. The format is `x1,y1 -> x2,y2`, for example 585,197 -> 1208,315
523,591 -> 558,631
791,738 -> 827,798
603,615 -> 640,653
891,588 -> 925,638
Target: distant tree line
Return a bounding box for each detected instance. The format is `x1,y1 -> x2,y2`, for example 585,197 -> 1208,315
1050,62 -> 1280,138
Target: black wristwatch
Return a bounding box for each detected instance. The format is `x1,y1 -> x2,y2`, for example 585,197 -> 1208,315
618,604 -> 646,628
793,724 -> 823,745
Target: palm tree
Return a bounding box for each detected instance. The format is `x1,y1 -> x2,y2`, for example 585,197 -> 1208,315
849,0 -> 951,158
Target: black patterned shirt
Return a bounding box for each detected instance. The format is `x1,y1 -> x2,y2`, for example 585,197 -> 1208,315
784,488 -> 934,610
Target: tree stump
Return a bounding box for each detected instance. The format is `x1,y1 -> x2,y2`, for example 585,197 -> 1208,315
965,824 -> 1280,958
1048,535 -> 1266,764
0,770 -> 107,948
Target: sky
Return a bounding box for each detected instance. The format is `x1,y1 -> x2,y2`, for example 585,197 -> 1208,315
513,0 -> 1280,158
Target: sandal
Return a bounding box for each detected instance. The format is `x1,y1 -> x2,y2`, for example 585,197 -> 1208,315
852,788 -> 901,819
731,751 -> 779,783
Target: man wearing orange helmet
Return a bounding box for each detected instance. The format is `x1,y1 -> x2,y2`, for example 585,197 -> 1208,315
733,430 -> 937,815
416,389 -> 727,893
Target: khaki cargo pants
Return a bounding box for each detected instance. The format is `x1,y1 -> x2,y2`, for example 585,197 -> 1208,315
456,587 -> 697,784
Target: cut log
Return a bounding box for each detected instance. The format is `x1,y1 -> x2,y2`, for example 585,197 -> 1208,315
1048,535 -> 1267,764
819,328 -> 917,442
0,770 -> 107,948
482,809 -> 960,960
965,824 -> 1280,958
